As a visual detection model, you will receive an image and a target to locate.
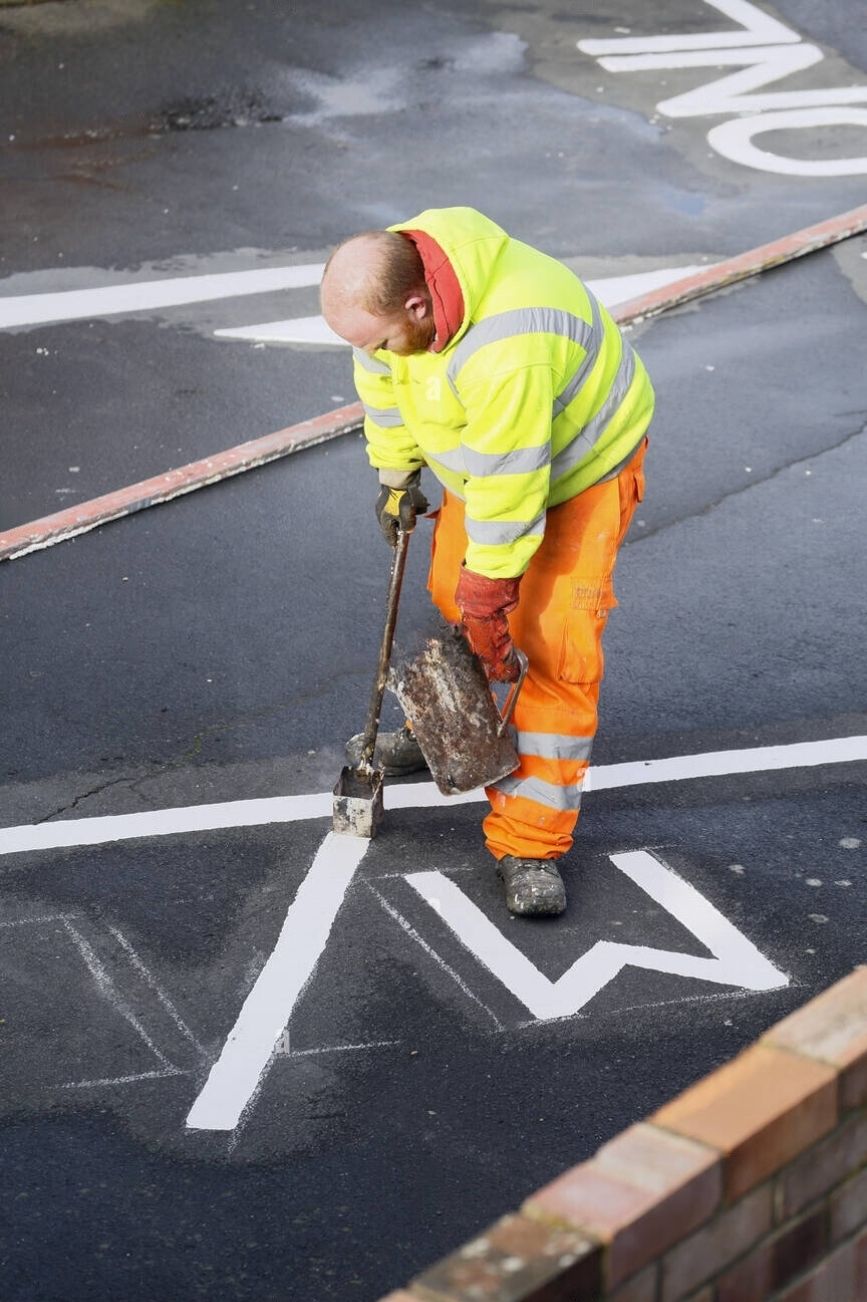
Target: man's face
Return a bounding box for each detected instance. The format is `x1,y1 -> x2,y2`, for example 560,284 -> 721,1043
324,299 -> 436,357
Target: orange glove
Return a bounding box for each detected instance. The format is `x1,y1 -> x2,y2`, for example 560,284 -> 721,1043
455,567 -> 521,683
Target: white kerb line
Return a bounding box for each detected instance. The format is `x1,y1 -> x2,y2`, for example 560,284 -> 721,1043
185,832 -> 368,1131
1,734 -> 865,858
0,263 -> 325,330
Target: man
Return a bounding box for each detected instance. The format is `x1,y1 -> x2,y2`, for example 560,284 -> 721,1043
320,207 -> 653,918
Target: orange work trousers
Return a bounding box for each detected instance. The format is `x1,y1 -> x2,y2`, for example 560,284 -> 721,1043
427,438 -> 647,861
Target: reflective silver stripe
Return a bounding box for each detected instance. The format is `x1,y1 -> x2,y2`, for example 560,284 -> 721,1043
428,447 -> 465,475
515,732 -> 594,762
447,307 -> 597,394
462,443 -> 551,478
363,403 -> 404,428
353,347 -> 390,375
552,291 -> 603,418
492,773 -> 583,811
464,511 -> 546,547
551,340 -> 636,482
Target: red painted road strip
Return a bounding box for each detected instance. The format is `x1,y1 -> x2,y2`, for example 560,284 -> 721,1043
0,403 -> 363,561
2,202 -> 865,564
610,201 -> 867,325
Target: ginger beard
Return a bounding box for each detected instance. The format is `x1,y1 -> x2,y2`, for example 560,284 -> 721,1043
385,308 -> 437,356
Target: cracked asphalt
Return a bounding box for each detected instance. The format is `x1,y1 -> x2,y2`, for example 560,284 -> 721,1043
1,1 -> 866,1299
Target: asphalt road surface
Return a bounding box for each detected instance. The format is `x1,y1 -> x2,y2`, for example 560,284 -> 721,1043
1,2 -> 866,1299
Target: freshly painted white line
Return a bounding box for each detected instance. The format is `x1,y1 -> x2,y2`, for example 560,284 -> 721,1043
210,267 -> 706,348
368,884 -> 503,1031
407,851 -> 787,1021
185,833 -> 366,1131
0,790 -> 333,855
108,924 -> 207,1057
2,735 -> 864,858
63,919 -> 175,1070
586,735 -> 867,791
0,263 -> 324,330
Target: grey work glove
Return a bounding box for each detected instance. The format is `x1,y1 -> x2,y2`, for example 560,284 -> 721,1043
375,471 -> 429,547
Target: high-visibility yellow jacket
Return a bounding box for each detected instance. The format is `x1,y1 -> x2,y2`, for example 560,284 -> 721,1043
353,207 -> 654,578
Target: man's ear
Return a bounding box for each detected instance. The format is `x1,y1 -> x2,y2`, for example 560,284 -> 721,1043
404,292 -> 429,321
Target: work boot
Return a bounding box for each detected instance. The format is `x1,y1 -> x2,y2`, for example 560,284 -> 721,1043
345,724 -> 428,777
497,856 -> 567,917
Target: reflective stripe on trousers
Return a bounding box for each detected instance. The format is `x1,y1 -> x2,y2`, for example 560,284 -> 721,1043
426,437 -> 647,860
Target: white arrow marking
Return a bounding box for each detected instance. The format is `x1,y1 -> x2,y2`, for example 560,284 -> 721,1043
210,266 -> 707,347
406,850 -> 787,1021
185,832 -> 367,1131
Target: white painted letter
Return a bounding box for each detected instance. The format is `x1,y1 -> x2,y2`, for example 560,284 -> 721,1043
578,0 -> 800,57
709,107 -> 867,175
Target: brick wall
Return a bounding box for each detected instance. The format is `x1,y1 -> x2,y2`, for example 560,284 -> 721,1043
379,967 -> 867,1302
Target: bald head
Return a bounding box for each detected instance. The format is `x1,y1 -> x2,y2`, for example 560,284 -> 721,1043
320,229 -> 435,356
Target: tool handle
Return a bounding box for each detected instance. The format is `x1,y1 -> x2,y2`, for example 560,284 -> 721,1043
496,648 -> 529,738
358,529 -> 410,772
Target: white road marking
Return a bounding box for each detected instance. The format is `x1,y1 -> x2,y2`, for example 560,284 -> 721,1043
580,0 -> 867,177
62,918 -> 175,1071
62,1068 -> 186,1089
0,912 -> 82,926
286,1039 -> 402,1057
578,0 -> 800,56
185,832 -> 367,1132
215,313 -> 344,346
0,263 -> 324,330
107,924 -> 208,1058
212,267 -> 706,347
368,884 -> 503,1031
406,850 -> 787,1021
2,734 -> 864,857
709,108 -> 867,176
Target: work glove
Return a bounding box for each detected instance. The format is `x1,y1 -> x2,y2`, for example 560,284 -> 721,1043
455,565 -> 522,683
375,471 -> 429,547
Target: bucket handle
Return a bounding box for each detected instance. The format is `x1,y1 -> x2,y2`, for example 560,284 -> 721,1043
496,649 -> 529,738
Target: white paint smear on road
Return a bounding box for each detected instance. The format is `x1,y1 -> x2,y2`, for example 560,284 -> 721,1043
213,266 -> 706,346
185,832 -> 367,1131
0,263 -> 324,329
1,734 -> 864,858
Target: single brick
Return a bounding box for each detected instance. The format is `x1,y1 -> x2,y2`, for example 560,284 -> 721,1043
831,1163 -> 867,1244
660,1183 -> 773,1301
775,1111 -> 867,1220
411,1212 -> 601,1302
525,1126 -> 719,1288
772,1232 -> 858,1302
716,1204 -> 827,1302
608,1262 -> 658,1302
765,967 -> 867,1109
653,1044 -> 838,1202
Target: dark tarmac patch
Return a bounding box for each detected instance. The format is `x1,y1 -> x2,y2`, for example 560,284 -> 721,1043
154,90 -> 284,134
